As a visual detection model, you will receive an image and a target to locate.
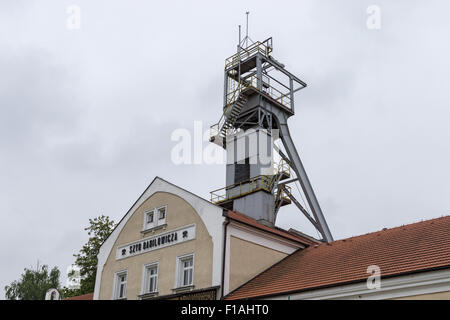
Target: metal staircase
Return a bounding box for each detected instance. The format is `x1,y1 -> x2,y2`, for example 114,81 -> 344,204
210,91 -> 247,144
221,93 -> 247,136
270,159 -> 292,211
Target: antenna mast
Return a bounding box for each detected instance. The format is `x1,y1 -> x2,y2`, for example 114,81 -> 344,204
238,11 -> 253,49
245,11 -> 249,48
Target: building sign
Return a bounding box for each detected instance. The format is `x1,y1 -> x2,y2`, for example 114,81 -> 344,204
116,224 -> 196,260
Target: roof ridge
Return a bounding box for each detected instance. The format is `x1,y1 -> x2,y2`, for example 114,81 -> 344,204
334,214 -> 450,243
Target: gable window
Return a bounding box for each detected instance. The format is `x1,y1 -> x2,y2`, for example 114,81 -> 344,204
113,271 -> 127,300
158,207 -> 166,223
142,263 -> 158,294
177,254 -> 194,288
143,205 -> 167,232
146,211 -> 154,224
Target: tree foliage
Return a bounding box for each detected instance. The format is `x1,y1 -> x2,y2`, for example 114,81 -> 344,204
5,264 -> 60,300
64,215 -> 115,297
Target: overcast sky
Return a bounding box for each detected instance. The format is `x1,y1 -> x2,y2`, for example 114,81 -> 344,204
1,0 -> 450,298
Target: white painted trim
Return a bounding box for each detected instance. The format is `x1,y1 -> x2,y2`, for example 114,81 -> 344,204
141,261 -> 159,295
143,205 -> 167,232
265,268 -> 450,300
143,209 -> 155,231
223,221 -> 303,295
229,222 -> 304,253
174,252 -> 195,289
94,177 -> 225,300
112,269 -> 128,300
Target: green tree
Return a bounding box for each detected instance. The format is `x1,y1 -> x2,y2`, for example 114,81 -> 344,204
5,264 -> 60,300
64,215 -> 115,297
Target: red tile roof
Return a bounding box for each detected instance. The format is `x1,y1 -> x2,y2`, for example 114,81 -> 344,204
225,215 -> 450,299
226,210 -> 320,246
64,292 -> 94,300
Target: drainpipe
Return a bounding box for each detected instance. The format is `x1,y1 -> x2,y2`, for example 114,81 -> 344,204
220,216 -> 230,299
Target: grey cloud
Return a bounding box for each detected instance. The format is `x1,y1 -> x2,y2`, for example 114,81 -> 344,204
1,0 -> 450,299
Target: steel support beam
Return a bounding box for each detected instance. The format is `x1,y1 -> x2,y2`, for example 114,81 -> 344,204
284,189 -> 319,231
278,177 -> 298,185
273,110 -> 334,242
262,56 -> 307,87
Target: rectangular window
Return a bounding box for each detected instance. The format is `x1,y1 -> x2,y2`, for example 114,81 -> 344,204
147,211 -> 154,224
177,255 -> 194,287
143,264 -> 158,294
143,206 -> 167,232
114,271 -> 127,299
158,207 -> 166,220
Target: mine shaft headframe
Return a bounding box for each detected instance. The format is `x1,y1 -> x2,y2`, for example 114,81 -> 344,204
223,37 -> 307,114
213,37 -> 334,242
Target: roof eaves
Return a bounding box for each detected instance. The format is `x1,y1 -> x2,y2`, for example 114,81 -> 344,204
224,211 -> 309,245
225,259 -> 450,300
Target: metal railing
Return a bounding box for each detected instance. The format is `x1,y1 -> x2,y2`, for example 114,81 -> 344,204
274,159 -> 290,178
225,79 -> 244,106
225,39 -> 273,69
209,160 -> 292,205
277,184 -> 292,204
226,75 -> 291,109
210,114 -> 225,139
210,175 -> 273,204
267,159 -> 291,191
210,84 -> 243,140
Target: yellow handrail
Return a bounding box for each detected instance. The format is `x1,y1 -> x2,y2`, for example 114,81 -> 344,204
278,185 -> 292,202
275,159 -> 290,177
210,175 -> 273,204
225,41 -> 272,69
226,74 -> 291,109
210,162 -> 292,204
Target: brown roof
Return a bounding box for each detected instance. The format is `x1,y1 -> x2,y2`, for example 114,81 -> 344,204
226,210 -> 320,246
225,215 -> 450,299
64,292 -> 94,300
